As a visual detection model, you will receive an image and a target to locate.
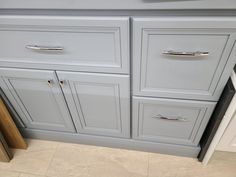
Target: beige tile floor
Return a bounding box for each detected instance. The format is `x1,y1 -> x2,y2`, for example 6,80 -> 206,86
0,139 -> 235,177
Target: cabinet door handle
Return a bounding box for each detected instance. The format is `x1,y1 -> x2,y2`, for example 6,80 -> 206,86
59,80 -> 65,87
47,80 -> 53,87
162,50 -> 209,57
152,114 -> 188,122
26,45 -> 63,51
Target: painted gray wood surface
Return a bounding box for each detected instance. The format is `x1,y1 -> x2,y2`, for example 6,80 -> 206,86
0,68 -> 76,132
133,17 -> 236,101
57,71 -> 130,138
0,16 -> 129,74
20,128 -> 200,158
0,14 -> 236,157
132,96 -> 216,146
1,10 -> 236,17
1,0 -> 236,10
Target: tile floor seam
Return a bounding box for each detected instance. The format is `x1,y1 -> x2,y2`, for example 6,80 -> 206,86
18,171 -> 46,176
44,143 -> 60,177
0,171 -> 43,177
0,169 -> 21,177
0,170 -> 21,177
0,168 -> 25,174
147,153 -> 150,177
19,172 -> 45,177
9,148 -> 58,175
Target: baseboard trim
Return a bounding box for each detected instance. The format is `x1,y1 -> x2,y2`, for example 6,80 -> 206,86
20,128 -> 200,158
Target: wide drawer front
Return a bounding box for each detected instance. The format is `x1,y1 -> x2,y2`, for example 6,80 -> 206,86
0,16 -> 129,74
133,17 -> 236,101
132,96 -> 216,146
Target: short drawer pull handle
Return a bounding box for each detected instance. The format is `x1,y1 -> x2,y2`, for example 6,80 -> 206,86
26,45 -> 63,51
162,50 -> 209,57
152,114 -> 188,122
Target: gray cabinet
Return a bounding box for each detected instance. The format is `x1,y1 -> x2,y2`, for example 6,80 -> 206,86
1,15 -> 236,157
57,71 -> 130,138
0,68 -> 76,132
132,96 -> 216,146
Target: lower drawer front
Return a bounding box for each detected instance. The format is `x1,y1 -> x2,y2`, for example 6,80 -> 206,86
132,96 -> 216,146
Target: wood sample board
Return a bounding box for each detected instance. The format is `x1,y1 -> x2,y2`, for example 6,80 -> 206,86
0,131 -> 12,162
0,97 -> 27,149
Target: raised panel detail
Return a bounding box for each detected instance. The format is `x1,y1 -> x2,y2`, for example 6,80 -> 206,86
74,82 -> 121,131
0,16 -> 129,74
0,68 -> 75,132
133,17 -> 236,101
57,71 -> 130,138
142,33 -> 228,92
132,96 -> 216,146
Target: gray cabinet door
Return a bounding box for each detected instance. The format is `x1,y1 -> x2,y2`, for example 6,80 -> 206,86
57,71 -> 130,138
133,17 -> 236,101
132,96 -> 216,146
0,68 -> 75,132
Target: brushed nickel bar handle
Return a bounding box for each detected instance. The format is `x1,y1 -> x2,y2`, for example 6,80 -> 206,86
162,50 -> 209,57
152,114 -> 188,122
26,45 -> 63,51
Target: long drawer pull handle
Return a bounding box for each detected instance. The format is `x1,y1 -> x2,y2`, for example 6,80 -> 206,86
26,45 -> 63,51
152,114 -> 188,122
162,50 -> 209,57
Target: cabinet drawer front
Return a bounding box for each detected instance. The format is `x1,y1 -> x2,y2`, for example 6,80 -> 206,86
57,71 -> 130,138
133,96 -> 216,145
0,68 -> 76,133
0,16 -> 129,74
133,17 -> 236,101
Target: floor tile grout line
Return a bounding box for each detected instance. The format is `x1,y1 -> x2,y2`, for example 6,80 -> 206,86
0,169 -> 26,175
0,149 -> 59,177
44,142 -> 61,177
3,169 -> 48,177
147,153 -> 150,177
19,172 -> 45,177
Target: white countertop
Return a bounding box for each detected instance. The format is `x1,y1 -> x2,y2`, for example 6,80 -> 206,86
1,0 -> 236,10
